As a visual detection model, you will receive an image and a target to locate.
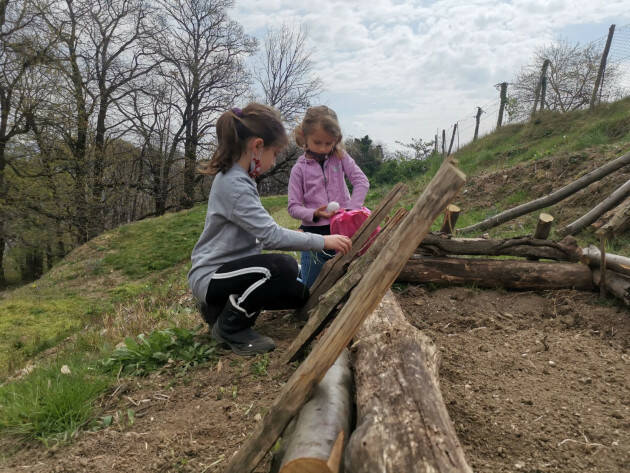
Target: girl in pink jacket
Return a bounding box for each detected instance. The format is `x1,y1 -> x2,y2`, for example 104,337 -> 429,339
288,106 -> 369,287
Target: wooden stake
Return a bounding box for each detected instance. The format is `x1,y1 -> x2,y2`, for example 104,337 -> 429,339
600,235 -> 607,298
221,161 -> 466,473
590,24 -> 616,109
439,204 -> 461,234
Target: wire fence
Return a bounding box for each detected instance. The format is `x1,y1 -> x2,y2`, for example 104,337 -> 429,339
435,23 -> 630,154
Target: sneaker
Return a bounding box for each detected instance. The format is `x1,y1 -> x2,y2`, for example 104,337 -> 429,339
212,323 -> 276,356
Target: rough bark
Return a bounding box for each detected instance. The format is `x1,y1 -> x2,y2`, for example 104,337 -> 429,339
222,160 -> 465,473
593,195 -> 630,236
439,204 -> 460,234
398,256 -> 593,290
558,179 -> 630,237
457,149 -> 630,234
593,269 -> 630,306
344,290 -> 472,473
417,234 -> 582,262
272,350 -> 352,473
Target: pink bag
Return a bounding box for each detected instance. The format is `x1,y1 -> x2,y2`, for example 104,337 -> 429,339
330,207 -> 380,256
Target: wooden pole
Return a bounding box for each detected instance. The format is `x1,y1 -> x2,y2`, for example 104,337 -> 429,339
581,244 -> 630,277
600,235 -> 607,298
473,106 -> 482,141
439,204 -> 461,234
539,75 -> 548,111
221,161 -> 466,473
434,134 -> 438,154
531,59 -> 550,118
458,149 -> 630,234
442,129 -> 446,158
447,123 -> 457,156
590,24 -> 616,109
497,82 -> 507,128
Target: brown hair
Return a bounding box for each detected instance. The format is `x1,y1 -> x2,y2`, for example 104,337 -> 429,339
294,105 -> 345,157
199,103 -> 288,175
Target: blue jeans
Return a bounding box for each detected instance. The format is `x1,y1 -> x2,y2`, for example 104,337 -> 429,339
299,249 -> 335,288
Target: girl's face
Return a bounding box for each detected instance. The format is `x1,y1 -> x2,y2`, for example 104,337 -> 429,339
305,126 -> 337,156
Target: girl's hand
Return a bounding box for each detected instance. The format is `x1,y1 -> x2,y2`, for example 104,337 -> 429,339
323,235 -> 352,255
314,204 -> 338,220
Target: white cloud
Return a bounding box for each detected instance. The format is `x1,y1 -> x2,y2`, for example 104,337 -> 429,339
231,0 -> 630,149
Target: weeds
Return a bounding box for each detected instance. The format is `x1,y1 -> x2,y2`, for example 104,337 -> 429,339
100,327 -> 217,376
250,353 -> 270,377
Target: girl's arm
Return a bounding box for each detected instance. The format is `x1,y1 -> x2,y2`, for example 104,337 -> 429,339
233,187 -> 324,251
288,163 -> 317,223
342,152 -> 370,209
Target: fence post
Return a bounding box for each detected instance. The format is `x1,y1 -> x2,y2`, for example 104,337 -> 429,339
539,75 -> 547,111
473,106 -> 482,141
447,123 -> 457,155
434,134 -> 438,154
442,129 -> 446,158
496,82 -> 507,128
590,24 -> 616,109
531,59 -> 550,118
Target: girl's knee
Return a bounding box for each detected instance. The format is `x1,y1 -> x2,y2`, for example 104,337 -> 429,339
271,254 -> 299,278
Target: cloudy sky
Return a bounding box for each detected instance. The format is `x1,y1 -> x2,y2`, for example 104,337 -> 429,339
230,0 -> 630,153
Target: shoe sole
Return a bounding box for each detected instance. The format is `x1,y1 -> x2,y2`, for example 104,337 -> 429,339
211,325 -> 275,357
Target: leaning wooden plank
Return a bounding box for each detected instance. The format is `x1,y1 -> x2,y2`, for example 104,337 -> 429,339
282,208 -> 408,364
417,234 -> 582,261
344,290 -> 472,473
458,149 -> 630,234
398,256 -> 593,290
593,269 -> 630,305
272,349 -> 352,473
582,244 -> 630,277
221,160 -> 466,473
301,182 -> 407,319
557,179 -> 630,237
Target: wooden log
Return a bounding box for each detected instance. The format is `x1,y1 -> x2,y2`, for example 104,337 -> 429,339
221,159 -> 466,473
272,349 -> 352,473
398,256 -> 593,290
344,290 -> 472,473
298,182 -> 407,321
581,244 -> 630,278
533,212 -> 554,239
593,269 -> 630,306
558,179 -> 630,237
595,195 -> 630,236
457,149 -> 630,234
282,208 -> 408,364
439,204 -> 461,234
417,234 -> 582,262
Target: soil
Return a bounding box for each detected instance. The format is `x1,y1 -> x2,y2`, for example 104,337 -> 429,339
2,285 -> 628,473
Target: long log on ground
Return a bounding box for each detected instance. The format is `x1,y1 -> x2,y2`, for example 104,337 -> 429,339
457,149 -> 630,235
272,349 -> 352,473
297,182 -> 407,321
417,234 -> 582,261
344,290 -> 472,473
593,269 -> 630,305
221,159 -> 466,473
557,179 -> 630,237
594,195 -> 630,236
398,256 -> 593,290
581,244 -> 630,277
282,208 -> 408,364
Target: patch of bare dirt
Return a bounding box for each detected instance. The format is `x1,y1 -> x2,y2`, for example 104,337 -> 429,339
2,286 -> 629,473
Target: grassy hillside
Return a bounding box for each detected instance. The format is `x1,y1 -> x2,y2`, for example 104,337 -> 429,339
1,97 -> 629,447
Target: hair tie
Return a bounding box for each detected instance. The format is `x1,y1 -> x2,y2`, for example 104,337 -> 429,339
231,107 -> 242,117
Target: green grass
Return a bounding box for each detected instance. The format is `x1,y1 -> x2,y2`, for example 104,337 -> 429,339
0,355 -> 112,444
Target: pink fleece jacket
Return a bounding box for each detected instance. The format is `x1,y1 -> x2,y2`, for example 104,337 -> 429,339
288,151 -> 370,227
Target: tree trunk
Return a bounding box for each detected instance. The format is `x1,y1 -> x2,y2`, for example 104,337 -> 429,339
593,269 -> 630,305
558,179 -> 630,237
398,256 -> 593,290
222,160 -> 466,473
0,231 -> 5,288
344,290 -> 472,473
581,244 -> 630,278
272,349 -> 352,473
457,149 -> 630,234
594,195 -> 630,236
417,234 -> 582,261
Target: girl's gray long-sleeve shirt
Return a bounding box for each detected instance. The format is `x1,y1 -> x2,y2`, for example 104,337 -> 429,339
188,164 -> 325,302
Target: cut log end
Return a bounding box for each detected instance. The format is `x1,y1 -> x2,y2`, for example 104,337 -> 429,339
440,204 -> 461,234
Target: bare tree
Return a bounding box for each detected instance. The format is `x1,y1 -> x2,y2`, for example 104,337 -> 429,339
153,0 -> 256,209
509,39 -> 621,121
255,23 -> 322,123
254,23 -> 322,193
